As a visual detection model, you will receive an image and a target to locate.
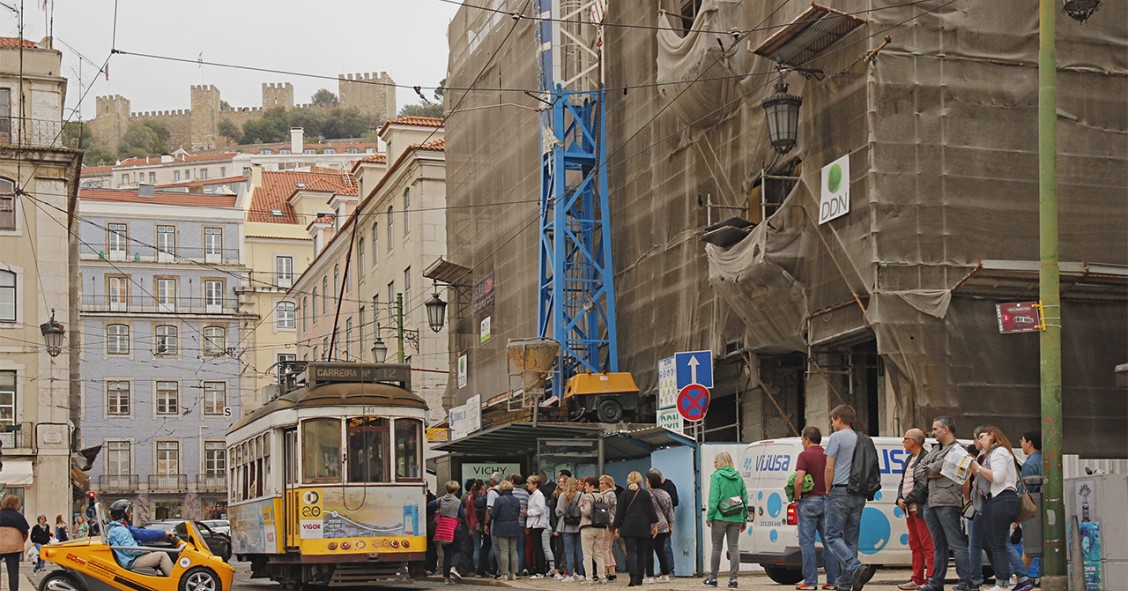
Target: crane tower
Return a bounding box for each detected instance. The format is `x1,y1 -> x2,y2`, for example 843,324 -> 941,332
535,0 -> 619,396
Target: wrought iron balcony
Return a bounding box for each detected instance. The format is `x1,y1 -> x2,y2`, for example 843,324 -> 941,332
196,474 -> 227,493
79,245 -> 241,266
148,474 -> 188,492
97,474 -> 140,493
80,294 -> 239,315
0,117 -> 64,148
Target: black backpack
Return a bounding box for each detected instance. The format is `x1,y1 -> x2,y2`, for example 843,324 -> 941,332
474,494 -> 488,525
562,496 -> 582,526
589,493 -> 611,528
848,431 -> 882,501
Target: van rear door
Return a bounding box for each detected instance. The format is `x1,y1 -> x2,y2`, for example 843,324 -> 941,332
741,439 -> 802,565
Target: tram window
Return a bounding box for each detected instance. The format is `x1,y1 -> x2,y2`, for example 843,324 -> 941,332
302,418 -> 342,483
394,418 -> 423,481
347,417 -> 389,483
262,434 -> 271,495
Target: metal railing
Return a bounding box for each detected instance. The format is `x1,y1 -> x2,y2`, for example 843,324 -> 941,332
80,294 -> 239,315
0,117 -> 63,148
80,246 -> 241,266
97,474 -> 140,493
196,474 -> 227,493
148,474 -> 188,492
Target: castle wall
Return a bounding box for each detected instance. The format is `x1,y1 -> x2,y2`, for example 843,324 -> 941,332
90,73 -> 398,154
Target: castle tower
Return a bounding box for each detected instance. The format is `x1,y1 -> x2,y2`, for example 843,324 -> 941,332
338,72 -> 397,124
190,85 -> 221,151
262,82 -> 294,110
91,95 -> 131,154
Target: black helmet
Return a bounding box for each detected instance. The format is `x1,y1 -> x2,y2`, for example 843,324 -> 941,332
109,499 -> 132,521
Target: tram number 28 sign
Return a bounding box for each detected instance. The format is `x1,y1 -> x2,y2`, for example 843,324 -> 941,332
676,383 -> 710,422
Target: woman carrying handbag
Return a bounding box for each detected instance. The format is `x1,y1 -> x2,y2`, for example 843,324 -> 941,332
0,496 -> 29,591
705,452 -> 749,589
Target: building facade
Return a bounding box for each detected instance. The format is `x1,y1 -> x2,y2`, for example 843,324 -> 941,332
241,167 -> 363,409
0,36 -> 83,523
77,187 -> 252,521
442,2 -> 1128,454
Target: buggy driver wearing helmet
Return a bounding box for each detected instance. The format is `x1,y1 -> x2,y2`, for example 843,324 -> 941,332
106,500 -> 176,575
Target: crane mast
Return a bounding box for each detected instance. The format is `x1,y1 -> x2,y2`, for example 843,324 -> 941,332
535,0 -> 619,396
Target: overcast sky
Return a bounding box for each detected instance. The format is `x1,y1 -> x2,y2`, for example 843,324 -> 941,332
5,0 -> 459,120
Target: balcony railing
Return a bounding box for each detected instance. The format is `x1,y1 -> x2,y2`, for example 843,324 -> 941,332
196,474 -> 227,493
0,117 -> 63,148
97,474 -> 140,493
81,294 -> 239,315
81,246 -> 241,266
149,474 -> 188,492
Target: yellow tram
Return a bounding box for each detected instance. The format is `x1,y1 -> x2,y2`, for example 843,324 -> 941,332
226,362 -> 427,587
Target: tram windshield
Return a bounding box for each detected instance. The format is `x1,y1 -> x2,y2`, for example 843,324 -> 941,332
347,417 -> 389,483
302,418 -> 342,483
395,418 -> 422,481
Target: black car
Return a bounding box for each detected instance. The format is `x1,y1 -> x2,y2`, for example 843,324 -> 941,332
141,520 -> 232,562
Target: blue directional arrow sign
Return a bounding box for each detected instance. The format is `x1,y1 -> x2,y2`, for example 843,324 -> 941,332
674,350 -> 713,389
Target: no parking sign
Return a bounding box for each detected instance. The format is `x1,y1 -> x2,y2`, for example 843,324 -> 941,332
676,384 -> 710,422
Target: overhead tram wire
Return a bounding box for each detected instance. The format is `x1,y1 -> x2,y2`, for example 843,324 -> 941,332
106,0 -> 944,100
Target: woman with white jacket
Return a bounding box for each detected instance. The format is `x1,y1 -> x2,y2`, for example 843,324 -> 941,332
526,476 -> 550,577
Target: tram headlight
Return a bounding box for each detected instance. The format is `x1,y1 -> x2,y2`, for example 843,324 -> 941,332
401,540 -> 410,549
327,542 -> 338,551
390,540 -> 400,548
341,541 -> 351,550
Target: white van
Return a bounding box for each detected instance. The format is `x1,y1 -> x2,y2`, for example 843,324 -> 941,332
739,436 -> 924,585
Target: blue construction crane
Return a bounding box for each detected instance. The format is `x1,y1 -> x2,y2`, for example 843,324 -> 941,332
535,0 -> 620,398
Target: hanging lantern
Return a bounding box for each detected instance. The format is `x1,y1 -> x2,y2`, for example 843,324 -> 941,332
424,288 -> 447,334
1062,0 -> 1100,23
40,310 -> 65,357
761,82 -> 803,155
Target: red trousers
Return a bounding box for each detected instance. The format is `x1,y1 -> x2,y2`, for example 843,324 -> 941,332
906,509 -> 935,585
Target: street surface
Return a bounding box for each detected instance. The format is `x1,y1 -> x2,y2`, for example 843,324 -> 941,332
17,559 -> 923,591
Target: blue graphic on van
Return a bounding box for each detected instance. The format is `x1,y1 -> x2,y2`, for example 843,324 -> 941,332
858,507 -> 890,555
880,448 -> 909,475
753,454 -> 792,472
900,534 -> 910,545
892,506 -> 904,518
767,493 -> 782,518
769,529 -> 778,543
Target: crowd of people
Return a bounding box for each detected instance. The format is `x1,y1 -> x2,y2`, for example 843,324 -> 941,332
424,467 -> 681,586
791,405 -> 1043,591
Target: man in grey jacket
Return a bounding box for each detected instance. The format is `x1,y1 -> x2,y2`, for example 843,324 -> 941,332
919,417 -> 973,591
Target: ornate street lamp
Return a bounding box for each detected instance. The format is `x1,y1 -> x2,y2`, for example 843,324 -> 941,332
371,334 -> 389,364
424,283 -> 447,333
1062,0 -> 1100,22
761,81 -> 803,155
39,309 -> 65,357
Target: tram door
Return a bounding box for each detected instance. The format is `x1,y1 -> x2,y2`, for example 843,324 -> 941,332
283,428 -> 300,549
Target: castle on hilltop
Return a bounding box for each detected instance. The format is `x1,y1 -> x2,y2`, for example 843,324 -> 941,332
90,72 -> 397,152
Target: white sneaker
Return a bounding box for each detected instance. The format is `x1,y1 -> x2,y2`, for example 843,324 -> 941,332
573,575 -> 585,583
449,567 -> 462,581
658,575 -> 671,583
644,577 -> 657,584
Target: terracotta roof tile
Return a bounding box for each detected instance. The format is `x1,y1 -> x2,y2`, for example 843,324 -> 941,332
243,142 -> 376,155
0,38 -> 37,48
377,117 -> 444,137
349,153 -> 388,173
81,165 -> 114,174
415,138 -> 445,152
79,188 -> 237,208
249,170 -> 357,224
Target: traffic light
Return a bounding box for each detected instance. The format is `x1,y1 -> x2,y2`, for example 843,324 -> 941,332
86,491 -> 97,519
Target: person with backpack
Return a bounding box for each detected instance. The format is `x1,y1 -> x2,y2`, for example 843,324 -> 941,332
598,475 -> 619,581
526,475 -> 549,578
553,477 -> 584,581
823,404 -> 878,591
704,452 -> 747,589
509,474 -> 530,576
645,471 -> 675,583
578,477 -> 610,584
